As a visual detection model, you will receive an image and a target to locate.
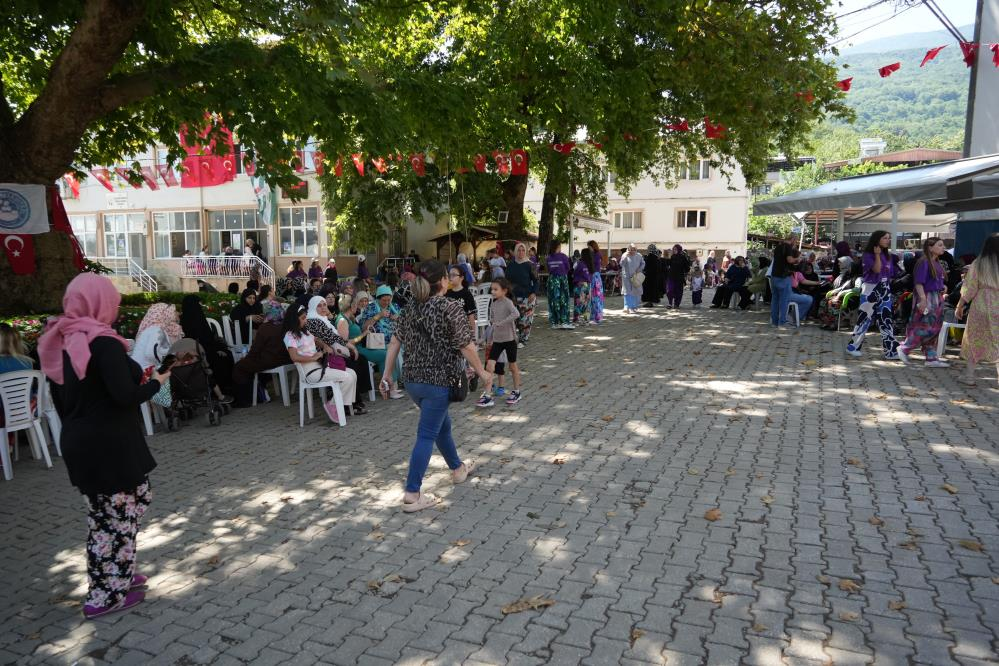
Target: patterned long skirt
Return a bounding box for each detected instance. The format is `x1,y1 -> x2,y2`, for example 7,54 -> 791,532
516,296 -> 536,343
547,275 -> 571,326
848,281 -> 899,358
589,273 -> 604,323
84,478 -> 151,608
899,291 -> 944,360
573,282 -> 591,323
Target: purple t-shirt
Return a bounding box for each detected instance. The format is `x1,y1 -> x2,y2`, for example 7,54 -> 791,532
913,258 -> 945,292
572,261 -> 591,285
547,253 -> 571,277
861,252 -> 895,283
593,252 -> 602,272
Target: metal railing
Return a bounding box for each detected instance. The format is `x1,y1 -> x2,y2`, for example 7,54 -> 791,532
92,256 -> 159,292
159,255 -> 276,288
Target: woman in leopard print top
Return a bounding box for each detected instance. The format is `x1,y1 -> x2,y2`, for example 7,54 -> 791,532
382,260 -> 491,513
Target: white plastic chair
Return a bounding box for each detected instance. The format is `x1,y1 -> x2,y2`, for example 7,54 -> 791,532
368,362 -> 377,402
937,322 -> 966,360
207,318 -> 223,339
221,315 -> 248,360
294,364 -> 347,427
253,364 -> 295,406
0,371 -> 52,481
220,315 -> 236,347
40,380 -> 62,456
139,401 -> 167,436
474,294 -> 492,342
787,302 -> 800,328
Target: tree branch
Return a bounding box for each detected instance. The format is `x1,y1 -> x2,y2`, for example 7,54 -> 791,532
0,73 -> 16,129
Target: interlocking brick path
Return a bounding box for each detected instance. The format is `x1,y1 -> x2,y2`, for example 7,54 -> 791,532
2,293 -> 998,665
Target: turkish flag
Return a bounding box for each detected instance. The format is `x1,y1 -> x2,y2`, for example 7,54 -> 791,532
474,154 -> 487,173
139,166 -> 159,190
991,43 -> 999,67
587,138 -> 604,149
492,151 -> 511,176
835,77 -> 853,91
90,168 -> 115,192
372,157 -> 388,174
0,234 -> 35,274
960,42 -> 979,67
795,90 -> 815,103
878,62 -> 901,78
666,120 -> 690,132
63,173 -> 80,198
314,151 -> 325,176
552,142 -> 575,155
114,167 -> 142,189
920,45 -> 946,67
510,149 -> 528,175
334,157 -> 344,177
179,122 -> 236,188
294,150 -> 306,173
704,118 -> 726,140
351,153 -> 365,176
157,165 -> 179,187
409,153 -> 426,177
48,187 -> 85,268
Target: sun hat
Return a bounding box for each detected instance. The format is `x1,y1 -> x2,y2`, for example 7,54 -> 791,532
375,285 -> 393,298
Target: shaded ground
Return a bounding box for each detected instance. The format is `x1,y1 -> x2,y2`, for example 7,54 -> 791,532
1,292 -> 998,665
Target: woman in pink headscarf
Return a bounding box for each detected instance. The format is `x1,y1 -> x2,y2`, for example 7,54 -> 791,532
38,273 -> 171,620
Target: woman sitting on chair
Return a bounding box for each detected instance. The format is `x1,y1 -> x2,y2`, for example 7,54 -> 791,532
344,292 -> 403,399
282,303 -> 357,425
305,296 -> 368,415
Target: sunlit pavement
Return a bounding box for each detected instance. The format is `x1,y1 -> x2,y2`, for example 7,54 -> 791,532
2,292 -> 998,665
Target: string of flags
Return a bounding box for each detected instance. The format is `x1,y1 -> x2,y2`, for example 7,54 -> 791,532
835,41 -> 999,91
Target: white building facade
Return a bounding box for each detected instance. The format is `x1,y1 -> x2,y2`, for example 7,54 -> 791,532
524,159 -> 751,260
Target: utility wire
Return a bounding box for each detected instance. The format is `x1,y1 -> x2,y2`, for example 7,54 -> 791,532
833,0 -> 890,21
830,2 -> 919,45
922,0 -> 968,44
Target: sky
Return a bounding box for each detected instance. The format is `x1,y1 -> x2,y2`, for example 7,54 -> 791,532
833,0 -> 978,46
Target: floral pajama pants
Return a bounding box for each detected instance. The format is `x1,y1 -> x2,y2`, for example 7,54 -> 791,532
516,296 -> 536,343
848,281 -> 899,358
573,282 -> 591,323
547,275 -> 571,326
84,478 -> 151,608
899,291 -> 944,360
589,273 -> 604,323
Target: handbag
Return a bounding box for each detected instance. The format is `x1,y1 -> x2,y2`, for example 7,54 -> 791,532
366,331 -> 386,349
631,271 -> 645,288
449,362 -> 469,402
327,353 -> 347,371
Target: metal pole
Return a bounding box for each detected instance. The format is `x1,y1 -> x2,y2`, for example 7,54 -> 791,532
837,208 -> 845,241
890,203 -> 899,251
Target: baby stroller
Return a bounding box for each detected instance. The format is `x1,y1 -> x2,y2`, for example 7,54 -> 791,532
165,338 -> 229,430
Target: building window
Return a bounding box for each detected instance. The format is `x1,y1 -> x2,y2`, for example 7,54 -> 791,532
69,214 -> 98,257
279,205 -> 319,256
613,211 -> 643,229
153,211 -> 202,258
604,168 -> 616,185
752,183 -> 773,196
676,209 -> 708,228
681,160 -> 711,180
208,208 -> 268,257
102,213 -> 147,258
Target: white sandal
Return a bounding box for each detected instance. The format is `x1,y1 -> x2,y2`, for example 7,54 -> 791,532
453,460 -> 477,484
402,493 -> 439,513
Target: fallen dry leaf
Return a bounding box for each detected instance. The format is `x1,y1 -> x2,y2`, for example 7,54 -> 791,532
498,457 -> 513,464
991,577 -> 999,585
899,540 -> 919,551
959,540 -> 985,552
539,384 -> 549,389
383,574 -> 404,583
280,496 -> 294,503
687,468 -> 701,475
817,575 -> 831,585
760,495 -> 775,505
629,628 -> 645,647
725,468 -> 737,477
802,359 -> 818,367
369,531 -> 385,541
526,512 -> 540,519
501,595 -> 556,615
888,600 -> 906,611
869,516 -> 885,527
366,580 -> 382,591
601,415 -> 614,422
875,393 -> 888,400
838,611 -> 859,622
450,539 -> 471,547
941,483 -> 958,495
206,555 -> 220,566
846,458 -> 865,468
196,448 -> 207,455
577,379 -> 588,387
914,495 -> 926,502
712,590 -> 729,604
704,508 -> 722,522
751,623 -> 768,632
838,579 -> 862,593
606,511 -> 617,517
552,458 -> 566,465
902,389 -> 919,397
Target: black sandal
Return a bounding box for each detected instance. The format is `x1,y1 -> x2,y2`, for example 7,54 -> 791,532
352,403 -> 368,415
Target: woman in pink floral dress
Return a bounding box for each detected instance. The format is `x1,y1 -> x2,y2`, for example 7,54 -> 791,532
956,234 -> 999,386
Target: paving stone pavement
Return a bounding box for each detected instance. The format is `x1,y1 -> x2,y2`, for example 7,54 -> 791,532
2,292 -> 998,666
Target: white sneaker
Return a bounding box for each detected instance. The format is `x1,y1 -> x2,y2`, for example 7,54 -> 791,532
846,344 -> 863,357
925,359 -> 950,368
896,348 -> 911,365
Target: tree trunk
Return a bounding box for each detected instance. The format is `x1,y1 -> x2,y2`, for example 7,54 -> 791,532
499,174 -> 528,241
0,229 -> 80,315
537,165 -> 560,258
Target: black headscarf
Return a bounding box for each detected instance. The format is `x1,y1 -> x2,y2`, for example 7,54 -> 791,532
180,294 -> 214,349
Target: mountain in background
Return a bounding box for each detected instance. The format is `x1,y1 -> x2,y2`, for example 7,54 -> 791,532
808,30 -> 972,162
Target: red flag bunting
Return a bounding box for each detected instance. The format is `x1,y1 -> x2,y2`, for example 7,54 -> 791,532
409,153 -> 426,177
334,157 -> 344,177
372,157 -> 388,174
586,138 -> 603,149
140,166 -> 159,190
552,142 -> 575,155
474,154 -> 487,173
49,187 -> 85,269
510,149 -> 528,175
492,151 -> 511,176
63,173 -> 80,198
115,167 -> 143,189
314,151 -> 325,176
293,150 -> 306,173
795,91 -> 815,103
960,42 -> 979,67
89,167 -> 113,191
179,123 -> 236,188
665,120 -> 689,132
878,62 -> 901,78
704,118 -> 726,140
991,43 -> 999,67
351,153 -> 365,176
157,165 -> 179,187
920,45 -> 946,67
835,77 -> 853,92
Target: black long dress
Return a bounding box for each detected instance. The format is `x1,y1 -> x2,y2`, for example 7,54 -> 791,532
180,295 -> 235,391
642,253 -> 664,305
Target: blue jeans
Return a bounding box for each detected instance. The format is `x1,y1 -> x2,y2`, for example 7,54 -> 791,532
404,382 -> 462,493
788,292 -> 813,324
769,276 -> 792,326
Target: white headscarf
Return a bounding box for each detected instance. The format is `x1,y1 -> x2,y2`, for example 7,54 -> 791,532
306,295 -> 335,332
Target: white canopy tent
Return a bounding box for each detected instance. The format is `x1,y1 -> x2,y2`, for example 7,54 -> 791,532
753,154 -> 999,248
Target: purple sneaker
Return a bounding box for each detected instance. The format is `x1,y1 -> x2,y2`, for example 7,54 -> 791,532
83,589 -> 145,619
130,574 -> 149,590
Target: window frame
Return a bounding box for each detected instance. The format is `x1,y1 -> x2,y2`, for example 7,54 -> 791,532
613,210 -> 643,230
152,210 -> 202,258
278,204 -> 320,256
675,208 -> 709,229
69,214 -> 99,257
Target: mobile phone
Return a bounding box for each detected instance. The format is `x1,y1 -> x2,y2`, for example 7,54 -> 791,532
156,354 -> 177,374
